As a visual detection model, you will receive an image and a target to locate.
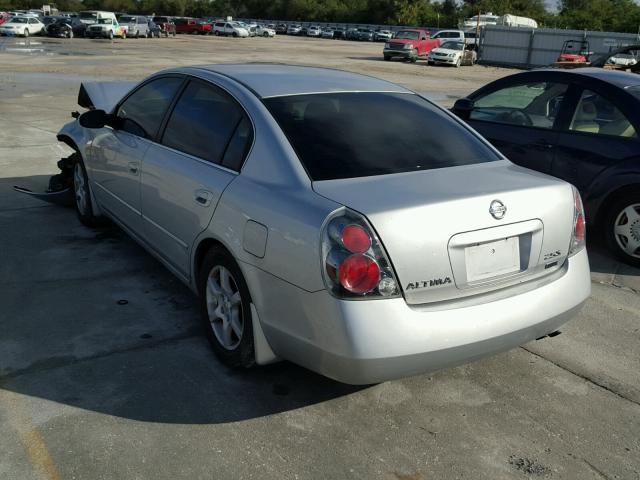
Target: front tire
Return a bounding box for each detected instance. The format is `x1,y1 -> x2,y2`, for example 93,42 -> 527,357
108,30 -> 113,40
604,195 -> 640,267
73,156 -> 100,227
198,247 -> 255,368
23,29 -> 29,37
383,55 -> 390,61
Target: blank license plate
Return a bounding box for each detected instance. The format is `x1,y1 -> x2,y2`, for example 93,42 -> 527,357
465,237 -> 520,282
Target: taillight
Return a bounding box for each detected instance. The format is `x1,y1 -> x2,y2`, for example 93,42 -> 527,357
321,209 -> 399,299
570,186 -> 586,255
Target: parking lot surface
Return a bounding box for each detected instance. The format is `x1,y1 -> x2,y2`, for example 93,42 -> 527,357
1,35 -> 639,480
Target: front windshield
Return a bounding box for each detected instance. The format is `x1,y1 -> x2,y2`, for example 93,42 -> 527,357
394,30 -> 419,40
119,16 -> 134,23
97,18 -> 112,24
55,18 -> 71,24
441,41 -> 464,50
79,12 -> 96,19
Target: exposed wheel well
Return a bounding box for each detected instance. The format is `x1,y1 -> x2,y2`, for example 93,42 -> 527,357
193,238 -> 226,283
57,134 -> 80,154
595,184 -> 640,226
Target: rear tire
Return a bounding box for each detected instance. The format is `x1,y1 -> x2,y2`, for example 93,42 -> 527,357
604,194 -> 640,267
68,30 -> 73,38
383,55 -> 390,61
23,29 -> 29,37
263,31 -> 268,37
198,247 -> 255,368
73,155 -> 101,228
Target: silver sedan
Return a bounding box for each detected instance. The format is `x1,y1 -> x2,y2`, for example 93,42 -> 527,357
56,65 -> 591,384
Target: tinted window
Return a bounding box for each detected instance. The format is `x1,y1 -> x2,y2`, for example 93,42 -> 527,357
265,92 -> 500,181
221,117 -> 253,171
569,89 -> 636,138
470,82 -> 568,129
117,77 -> 183,139
162,81 -> 244,163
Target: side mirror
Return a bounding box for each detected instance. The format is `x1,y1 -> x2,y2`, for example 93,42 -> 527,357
452,98 -> 474,120
79,109 -> 110,129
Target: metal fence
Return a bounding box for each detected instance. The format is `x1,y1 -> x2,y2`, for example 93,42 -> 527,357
479,25 -> 640,68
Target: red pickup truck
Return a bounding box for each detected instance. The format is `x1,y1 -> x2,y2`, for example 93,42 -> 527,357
383,29 -> 441,62
174,18 -> 212,35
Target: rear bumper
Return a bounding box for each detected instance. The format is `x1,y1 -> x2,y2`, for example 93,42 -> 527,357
248,248 -> 590,385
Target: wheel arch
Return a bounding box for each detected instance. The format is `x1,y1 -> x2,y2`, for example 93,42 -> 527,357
593,183 -> 640,227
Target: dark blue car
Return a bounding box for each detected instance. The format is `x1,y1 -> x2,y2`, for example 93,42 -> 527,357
453,68 -> 640,266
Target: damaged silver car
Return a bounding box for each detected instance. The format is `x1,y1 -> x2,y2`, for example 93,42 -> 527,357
29,65 -> 591,384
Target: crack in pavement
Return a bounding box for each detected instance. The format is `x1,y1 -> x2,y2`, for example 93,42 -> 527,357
521,346 -> 640,408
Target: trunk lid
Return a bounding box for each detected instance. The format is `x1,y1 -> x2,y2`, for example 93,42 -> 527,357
313,161 -> 574,305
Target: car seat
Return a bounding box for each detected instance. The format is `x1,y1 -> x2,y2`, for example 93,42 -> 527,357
599,108 -> 636,138
571,101 -> 599,134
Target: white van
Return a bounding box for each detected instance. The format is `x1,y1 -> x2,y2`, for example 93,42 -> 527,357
78,11 -> 116,25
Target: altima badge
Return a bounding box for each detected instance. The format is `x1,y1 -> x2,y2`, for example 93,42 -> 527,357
489,200 -> 507,220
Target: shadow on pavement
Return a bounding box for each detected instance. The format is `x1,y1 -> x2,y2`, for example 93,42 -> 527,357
0,175 -> 365,424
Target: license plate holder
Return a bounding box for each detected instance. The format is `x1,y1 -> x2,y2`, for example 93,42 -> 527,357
465,237 -> 520,283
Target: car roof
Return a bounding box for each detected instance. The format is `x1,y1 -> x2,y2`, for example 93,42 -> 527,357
182,64 -> 412,98
532,67 -> 640,89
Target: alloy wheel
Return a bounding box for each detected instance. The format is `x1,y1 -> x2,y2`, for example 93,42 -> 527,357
614,203 -> 640,259
74,162 -> 88,215
205,265 -> 244,350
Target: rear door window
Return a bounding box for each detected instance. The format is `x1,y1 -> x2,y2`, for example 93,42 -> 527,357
161,80 -> 248,165
569,89 -> 636,138
265,92 -> 500,181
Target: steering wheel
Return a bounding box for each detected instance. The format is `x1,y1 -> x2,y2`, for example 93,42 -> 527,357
506,109 -> 533,126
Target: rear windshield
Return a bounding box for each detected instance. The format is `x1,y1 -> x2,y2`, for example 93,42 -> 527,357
265,92 -> 500,181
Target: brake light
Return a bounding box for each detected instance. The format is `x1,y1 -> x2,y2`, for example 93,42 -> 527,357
570,186 -> 586,255
322,209 -> 399,299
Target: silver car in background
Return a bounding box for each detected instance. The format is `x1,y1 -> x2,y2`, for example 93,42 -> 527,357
118,15 -> 149,38
58,65 -> 590,384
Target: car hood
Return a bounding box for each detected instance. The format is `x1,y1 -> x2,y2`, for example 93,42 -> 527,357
313,161 -> 574,304
431,47 -> 462,55
78,81 -> 138,112
388,39 -> 417,45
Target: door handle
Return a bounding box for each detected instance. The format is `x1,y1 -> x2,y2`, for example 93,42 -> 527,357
531,140 -> 554,150
128,162 -> 139,175
194,189 -> 213,206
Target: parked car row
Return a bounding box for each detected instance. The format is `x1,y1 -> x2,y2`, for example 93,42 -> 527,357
0,10 -> 177,38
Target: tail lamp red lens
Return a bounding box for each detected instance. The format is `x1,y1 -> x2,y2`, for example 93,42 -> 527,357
570,186 -> 586,255
322,209 -> 400,299
341,224 -> 371,254
339,255 -> 381,294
